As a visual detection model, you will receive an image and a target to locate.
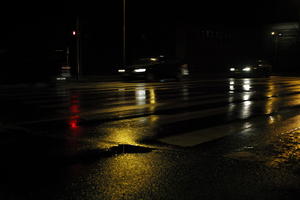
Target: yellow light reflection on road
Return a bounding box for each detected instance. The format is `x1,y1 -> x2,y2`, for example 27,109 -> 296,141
148,88 -> 158,119
262,112 -> 300,168
135,84 -> 157,107
149,88 -> 156,104
269,115 -> 282,125
135,85 -> 158,113
100,125 -> 141,147
97,85 -> 159,131
266,81 -> 276,98
267,129 -> 300,168
82,153 -> 168,200
102,154 -> 156,199
265,98 -> 277,115
97,118 -> 158,149
268,116 -> 275,124
287,94 -> 300,107
265,80 -> 278,116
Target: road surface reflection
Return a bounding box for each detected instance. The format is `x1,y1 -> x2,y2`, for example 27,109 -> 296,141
135,84 -> 147,105
58,78 -> 300,169
63,152 -> 171,200
266,131 -> 300,168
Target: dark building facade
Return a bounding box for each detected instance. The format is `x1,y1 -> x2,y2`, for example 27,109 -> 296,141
176,24 -> 264,74
263,22 -> 300,73
176,22 -> 300,75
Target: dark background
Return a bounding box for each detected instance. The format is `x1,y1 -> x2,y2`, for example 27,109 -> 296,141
0,0 -> 299,82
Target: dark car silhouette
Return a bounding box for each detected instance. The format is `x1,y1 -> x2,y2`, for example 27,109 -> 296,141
118,56 -> 189,81
228,59 -> 272,77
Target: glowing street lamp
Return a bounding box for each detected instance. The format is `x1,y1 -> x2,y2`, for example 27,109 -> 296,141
75,17 -> 81,80
270,31 -> 283,67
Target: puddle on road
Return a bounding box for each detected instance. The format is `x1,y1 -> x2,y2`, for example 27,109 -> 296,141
64,144 -> 154,165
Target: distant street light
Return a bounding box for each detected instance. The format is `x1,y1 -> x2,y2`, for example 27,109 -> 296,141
271,31 -> 283,67
75,17 -> 81,80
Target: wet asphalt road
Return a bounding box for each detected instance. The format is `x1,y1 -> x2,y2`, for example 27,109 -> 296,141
1,76 -> 300,199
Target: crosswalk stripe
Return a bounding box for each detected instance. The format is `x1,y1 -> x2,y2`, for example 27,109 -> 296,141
2,77 -> 300,139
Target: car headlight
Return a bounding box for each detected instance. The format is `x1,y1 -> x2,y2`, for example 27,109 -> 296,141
230,68 -> 235,72
134,68 -> 146,73
118,69 -> 126,73
242,67 -> 251,72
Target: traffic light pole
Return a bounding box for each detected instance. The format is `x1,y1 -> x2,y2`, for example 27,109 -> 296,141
76,17 -> 81,80
123,0 -> 126,67
274,35 -> 278,68
66,47 -> 70,66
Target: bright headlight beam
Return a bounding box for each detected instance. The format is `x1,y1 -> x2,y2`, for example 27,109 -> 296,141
150,58 -> 158,61
230,68 -> 235,71
242,67 -> 251,72
118,69 -> 126,73
134,68 -> 146,73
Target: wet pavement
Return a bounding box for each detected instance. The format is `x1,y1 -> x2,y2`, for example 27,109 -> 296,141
1,76 -> 300,199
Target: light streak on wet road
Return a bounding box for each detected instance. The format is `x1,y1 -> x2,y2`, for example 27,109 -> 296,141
1,77 -> 300,148
1,76 -> 300,199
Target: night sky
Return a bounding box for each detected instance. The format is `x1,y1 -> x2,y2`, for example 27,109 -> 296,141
1,0 -> 298,44
0,0 -> 299,75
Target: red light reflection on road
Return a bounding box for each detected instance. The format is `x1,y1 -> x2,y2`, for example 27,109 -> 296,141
70,104 -> 80,114
70,115 -> 80,129
69,94 -> 81,130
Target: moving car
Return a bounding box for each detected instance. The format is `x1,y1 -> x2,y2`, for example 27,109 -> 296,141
228,59 -> 272,77
118,56 -> 189,81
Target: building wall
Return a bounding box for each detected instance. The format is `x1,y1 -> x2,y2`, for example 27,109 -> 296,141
176,25 -> 263,74
263,22 -> 300,73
